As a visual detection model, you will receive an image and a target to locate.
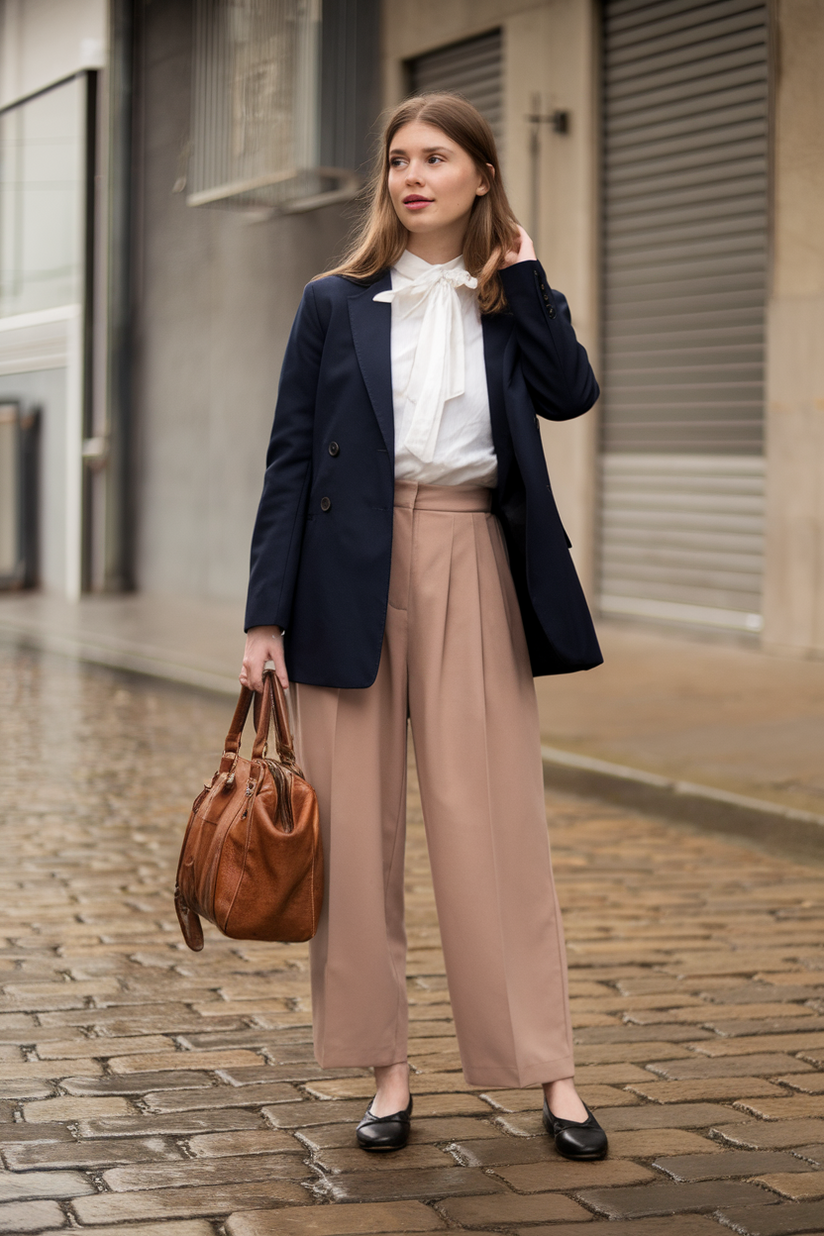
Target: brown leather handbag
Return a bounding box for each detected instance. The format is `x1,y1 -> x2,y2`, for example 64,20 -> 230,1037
174,667 -> 322,951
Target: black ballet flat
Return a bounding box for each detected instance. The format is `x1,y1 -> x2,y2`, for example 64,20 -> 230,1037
356,1094 -> 413,1151
543,1098 -> 608,1161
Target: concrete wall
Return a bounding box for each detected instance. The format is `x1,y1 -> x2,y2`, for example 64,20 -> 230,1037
382,0 -> 601,595
762,0 -> 824,656
133,0 -> 352,609
0,0 -> 106,106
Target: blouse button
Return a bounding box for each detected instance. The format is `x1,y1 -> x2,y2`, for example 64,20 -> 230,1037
320,496 -> 331,512
328,441 -> 340,456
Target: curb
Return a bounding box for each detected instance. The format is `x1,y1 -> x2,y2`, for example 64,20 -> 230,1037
542,745 -> 824,864
0,623 -> 240,698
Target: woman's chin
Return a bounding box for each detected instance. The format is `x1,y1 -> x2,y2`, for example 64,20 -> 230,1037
401,214 -> 436,232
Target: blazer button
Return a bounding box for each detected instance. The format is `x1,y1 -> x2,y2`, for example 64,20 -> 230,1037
547,304 -> 556,319
328,441 -> 340,456
320,496 -> 331,512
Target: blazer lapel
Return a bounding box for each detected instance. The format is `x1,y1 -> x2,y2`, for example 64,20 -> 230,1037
348,279 -> 515,469
482,311 -> 515,490
348,272 -> 394,455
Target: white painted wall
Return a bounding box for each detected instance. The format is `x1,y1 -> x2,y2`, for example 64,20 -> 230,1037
0,0 -> 106,108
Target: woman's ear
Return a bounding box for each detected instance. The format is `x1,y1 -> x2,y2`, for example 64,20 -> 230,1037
477,163 -> 495,196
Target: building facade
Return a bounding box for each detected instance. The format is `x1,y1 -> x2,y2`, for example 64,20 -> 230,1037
1,0 -> 822,659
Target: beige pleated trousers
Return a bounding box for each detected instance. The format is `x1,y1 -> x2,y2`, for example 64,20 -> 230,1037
294,480 -> 574,1088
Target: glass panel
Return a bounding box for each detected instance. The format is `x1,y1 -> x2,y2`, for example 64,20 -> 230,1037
0,77 -> 84,318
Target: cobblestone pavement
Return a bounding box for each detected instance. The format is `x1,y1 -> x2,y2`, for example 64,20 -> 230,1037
2,642 -> 824,1236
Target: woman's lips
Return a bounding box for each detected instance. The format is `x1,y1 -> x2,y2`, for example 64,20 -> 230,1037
404,198 -> 432,210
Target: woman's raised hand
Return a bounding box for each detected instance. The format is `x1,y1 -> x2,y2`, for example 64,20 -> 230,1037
240,626 -> 289,693
501,225 -> 537,268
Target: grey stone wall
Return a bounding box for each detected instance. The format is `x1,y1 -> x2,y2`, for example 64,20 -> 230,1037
133,0 -> 352,615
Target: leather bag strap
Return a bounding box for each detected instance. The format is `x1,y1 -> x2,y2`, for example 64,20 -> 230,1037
268,672 -> 297,766
251,672 -> 274,759
219,674 -> 274,772
252,666 -> 297,768
223,687 -> 254,757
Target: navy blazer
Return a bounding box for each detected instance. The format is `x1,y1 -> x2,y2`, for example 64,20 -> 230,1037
245,258 -> 603,688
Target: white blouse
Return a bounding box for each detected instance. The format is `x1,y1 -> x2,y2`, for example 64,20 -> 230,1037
373,249 -> 497,488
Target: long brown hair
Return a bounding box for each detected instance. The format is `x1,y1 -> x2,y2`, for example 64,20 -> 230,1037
318,93 -> 520,313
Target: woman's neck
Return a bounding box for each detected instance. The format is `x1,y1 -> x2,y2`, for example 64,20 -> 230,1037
404,223 -> 467,266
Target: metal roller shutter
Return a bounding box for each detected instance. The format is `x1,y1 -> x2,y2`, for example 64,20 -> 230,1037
599,0 -> 768,633
407,30 -> 503,150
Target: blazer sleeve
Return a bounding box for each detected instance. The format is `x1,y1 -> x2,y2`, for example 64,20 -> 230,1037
244,282 -> 325,632
498,259 -> 599,421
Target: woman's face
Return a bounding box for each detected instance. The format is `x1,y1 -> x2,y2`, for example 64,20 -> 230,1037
386,121 -> 489,239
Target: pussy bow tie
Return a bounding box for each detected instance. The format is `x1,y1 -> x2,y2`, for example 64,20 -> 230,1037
374,262 -> 478,463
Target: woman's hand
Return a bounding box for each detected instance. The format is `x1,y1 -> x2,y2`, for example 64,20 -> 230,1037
240,626 -> 289,693
501,225 -> 537,268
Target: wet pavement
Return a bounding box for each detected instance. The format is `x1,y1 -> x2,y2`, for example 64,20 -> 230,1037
1,639 -> 824,1234
3,590 -> 824,822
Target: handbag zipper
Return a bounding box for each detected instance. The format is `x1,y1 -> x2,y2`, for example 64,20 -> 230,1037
263,759 -> 295,833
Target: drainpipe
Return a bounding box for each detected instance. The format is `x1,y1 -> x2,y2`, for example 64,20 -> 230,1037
103,0 -> 135,591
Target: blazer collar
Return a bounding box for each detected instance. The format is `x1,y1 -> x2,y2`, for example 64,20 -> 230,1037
348,270 -> 393,454
340,269 -> 390,287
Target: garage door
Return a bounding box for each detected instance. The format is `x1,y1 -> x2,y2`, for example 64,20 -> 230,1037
407,29 -> 503,150
599,0 -> 768,633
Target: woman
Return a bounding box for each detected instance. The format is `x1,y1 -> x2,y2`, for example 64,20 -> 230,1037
240,93 -> 607,1161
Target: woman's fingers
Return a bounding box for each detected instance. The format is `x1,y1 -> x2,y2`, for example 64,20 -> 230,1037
239,657 -> 264,693
239,629 -> 288,693
502,241 -> 519,267
516,226 -> 537,263
268,645 -> 290,692
501,225 -> 534,268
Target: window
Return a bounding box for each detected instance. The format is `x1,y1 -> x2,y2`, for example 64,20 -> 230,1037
0,76 -> 87,317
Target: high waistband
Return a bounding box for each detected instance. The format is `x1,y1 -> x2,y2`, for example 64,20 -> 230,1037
393,479 -> 493,513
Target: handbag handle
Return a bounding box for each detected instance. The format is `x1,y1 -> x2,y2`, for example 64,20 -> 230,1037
255,665 -> 298,769
219,667 -> 297,774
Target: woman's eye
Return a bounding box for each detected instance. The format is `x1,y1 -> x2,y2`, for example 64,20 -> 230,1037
427,155 -> 443,164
